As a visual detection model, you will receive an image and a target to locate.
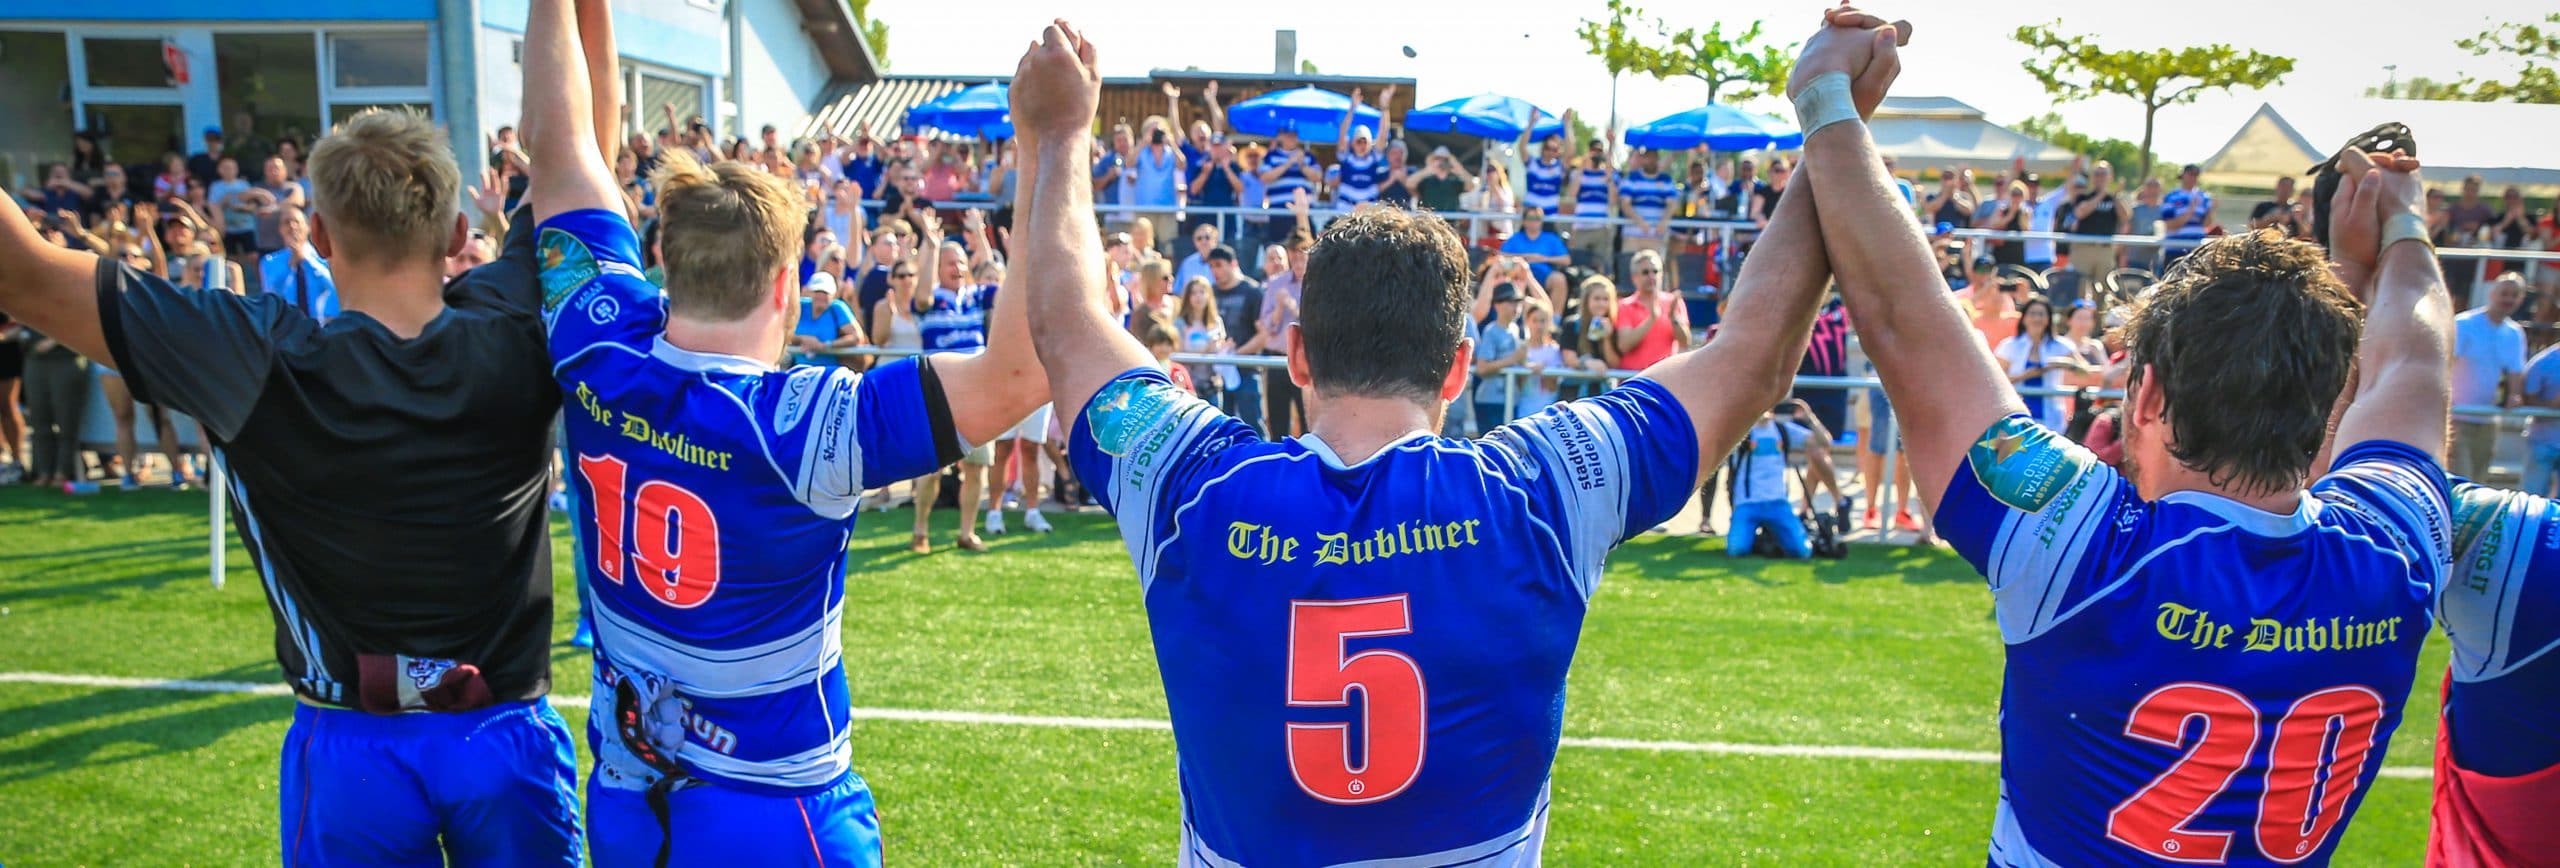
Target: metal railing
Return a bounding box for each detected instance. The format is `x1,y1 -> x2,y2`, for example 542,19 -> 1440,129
854,197 -> 2556,288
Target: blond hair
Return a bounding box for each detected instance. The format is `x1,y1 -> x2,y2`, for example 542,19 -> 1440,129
649,149 -> 806,320
305,109 -> 460,264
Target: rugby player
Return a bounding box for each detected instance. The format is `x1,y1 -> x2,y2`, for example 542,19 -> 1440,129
1799,6 -> 2454,865
2429,481 -> 2560,865
2313,158 -> 2559,864
0,87 -> 584,868
517,0 -> 1048,863
1012,20 -> 1880,863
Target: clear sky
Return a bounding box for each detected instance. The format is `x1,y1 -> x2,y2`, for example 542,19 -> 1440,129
868,0 -> 2536,164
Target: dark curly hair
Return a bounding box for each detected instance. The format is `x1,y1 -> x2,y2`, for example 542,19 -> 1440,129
1298,203 -> 1473,403
2122,229 -> 2364,496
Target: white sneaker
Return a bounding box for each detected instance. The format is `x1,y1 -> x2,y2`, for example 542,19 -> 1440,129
1023,510 -> 1054,533
985,510 -> 1007,536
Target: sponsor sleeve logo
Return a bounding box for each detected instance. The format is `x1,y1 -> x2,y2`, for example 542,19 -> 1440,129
1967,415 -> 2097,514
539,227 -> 603,312
773,366 -> 827,433
1089,375 -> 1196,458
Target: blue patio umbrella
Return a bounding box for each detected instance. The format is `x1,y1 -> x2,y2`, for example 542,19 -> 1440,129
1405,93 -> 1565,141
1227,86 -> 1384,144
1623,104 -> 1802,152
907,82 -> 1013,139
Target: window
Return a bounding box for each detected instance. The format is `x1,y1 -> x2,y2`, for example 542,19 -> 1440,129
84,38 -> 173,89
330,103 -> 433,122
639,74 -> 706,132
329,33 -> 428,89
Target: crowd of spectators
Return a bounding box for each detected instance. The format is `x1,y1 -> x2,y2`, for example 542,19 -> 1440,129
11,94 -> 2560,507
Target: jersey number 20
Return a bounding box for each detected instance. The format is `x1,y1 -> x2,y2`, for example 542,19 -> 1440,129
2105,682 -> 2386,864
578,454 -> 722,608
1286,596 -> 1426,805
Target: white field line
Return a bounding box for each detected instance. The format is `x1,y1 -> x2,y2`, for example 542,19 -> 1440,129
0,672 -> 2432,780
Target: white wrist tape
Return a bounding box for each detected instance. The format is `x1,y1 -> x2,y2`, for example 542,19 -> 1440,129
2380,211 -> 2433,252
1792,72 -> 1860,138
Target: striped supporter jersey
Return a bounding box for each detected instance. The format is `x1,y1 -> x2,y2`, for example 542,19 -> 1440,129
1068,366 -> 1697,866
2432,482 -> 2560,866
1521,156 -> 1565,214
1331,149 -> 1385,206
1570,167 -> 1614,225
536,209 -> 959,795
1937,415 -> 2449,866
1262,147 -> 1319,208
1617,170 -> 1680,238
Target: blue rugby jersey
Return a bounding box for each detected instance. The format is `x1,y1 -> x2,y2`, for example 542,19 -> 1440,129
537,209 -> 957,796
918,282 -> 997,352
1937,415 -> 2448,866
1261,147 -> 1319,207
1068,367 -> 1697,866
1330,149 -> 1385,206
2430,482 -> 2560,864
1522,156 -> 1565,214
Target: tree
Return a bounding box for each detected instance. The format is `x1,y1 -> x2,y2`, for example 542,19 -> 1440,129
2011,23 -> 2293,179
1649,20 -> 1795,104
1574,0 -> 1653,82
2013,113 -> 2168,184
2365,75 -> 2472,101
2452,13 -> 2560,103
1578,2 -> 1792,105
845,0 -> 889,70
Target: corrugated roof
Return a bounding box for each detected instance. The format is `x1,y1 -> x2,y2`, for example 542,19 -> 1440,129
802,76 -> 976,142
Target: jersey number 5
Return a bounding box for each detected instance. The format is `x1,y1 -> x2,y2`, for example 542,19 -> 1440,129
578,454 -> 723,609
2105,682 -> 2386,864
1285,596 -> 1426,805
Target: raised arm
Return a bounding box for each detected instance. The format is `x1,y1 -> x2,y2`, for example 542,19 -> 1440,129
0,191 -> 107,363
523,0 -> 627,225
1202,80 -> 1227,133
2329,153 -> 2452,462
1632,166 -> 1831,485
1018,23 -> 1155,425
1791,11 -> 1998,510
929,187 -> 1049,447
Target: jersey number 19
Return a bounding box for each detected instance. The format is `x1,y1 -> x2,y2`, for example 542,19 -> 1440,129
579,454 -> 724,609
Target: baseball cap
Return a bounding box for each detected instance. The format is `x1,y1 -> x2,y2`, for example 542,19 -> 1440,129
202,126 -> 224,139
1491,283 -> 1523,302
1971,256 -> 1999,272
803,270 -> 838,295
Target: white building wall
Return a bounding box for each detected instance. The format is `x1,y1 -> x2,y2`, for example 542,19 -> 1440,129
732,0 -> 832,137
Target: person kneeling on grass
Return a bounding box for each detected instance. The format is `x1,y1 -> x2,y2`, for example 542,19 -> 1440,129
1724,399 -> 1837,558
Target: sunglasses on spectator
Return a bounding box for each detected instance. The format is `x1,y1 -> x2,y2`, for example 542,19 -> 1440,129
891,270 -> 916,279
1635,267 -> 1660,275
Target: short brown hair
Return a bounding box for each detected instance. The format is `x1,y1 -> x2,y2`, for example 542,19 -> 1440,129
650,149 -> 805,320
1297,204 -> 1472,402
306,109 -> 459,264
2123,229 -> 2363,495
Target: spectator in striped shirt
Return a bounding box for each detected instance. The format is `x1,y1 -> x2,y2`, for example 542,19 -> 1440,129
1615,148 -> 1682,287
1517,110 -> 1573,215
1326,86 -> 1397,208
2159,163 -> 2214,268
1564,134 -> 1618,276
1257,126 -> 1323,248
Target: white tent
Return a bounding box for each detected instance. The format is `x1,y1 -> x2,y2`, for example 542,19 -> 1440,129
2200,99 -> 2560,195
1870,96 -> 2078,175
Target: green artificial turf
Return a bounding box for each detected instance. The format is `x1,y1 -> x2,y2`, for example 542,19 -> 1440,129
0,487 -> 2444,864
